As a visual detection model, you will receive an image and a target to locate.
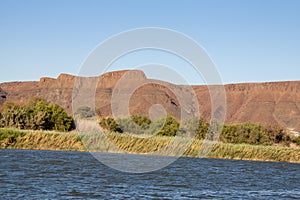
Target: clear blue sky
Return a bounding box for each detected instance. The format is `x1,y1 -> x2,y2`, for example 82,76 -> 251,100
0,0 -> 299,84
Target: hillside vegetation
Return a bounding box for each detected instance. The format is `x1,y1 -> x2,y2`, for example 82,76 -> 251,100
1,98 -> 300,162
98,114 -> 300,147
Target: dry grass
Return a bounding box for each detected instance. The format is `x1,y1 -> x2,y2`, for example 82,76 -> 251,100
1,127 -> 299,163
0,128 -> 85,151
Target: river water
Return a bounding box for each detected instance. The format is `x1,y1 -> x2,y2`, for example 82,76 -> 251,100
1,149 -> 299,199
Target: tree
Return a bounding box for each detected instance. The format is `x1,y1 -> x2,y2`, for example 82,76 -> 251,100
99,117 -> 123,133
155,115 -> 180,136
46,104 -> 74,131
0,98 -> 74,132
196,118 -> 209,139
26,98 -> 49,130
130,115 -> 151,128
0,101 -> 22,128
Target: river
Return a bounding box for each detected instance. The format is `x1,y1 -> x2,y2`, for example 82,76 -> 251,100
1,149 -> 299,199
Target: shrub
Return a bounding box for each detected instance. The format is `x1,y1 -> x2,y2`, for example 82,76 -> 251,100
99,117 -> 123,133
180,117 -> 209,138
111,115 -> 152,135
0,98 -> 74,132
220,123 -> 290,146
154,115 -> 179,136
293,136 -> 300,146
196,118 -> 209,139
46,104 -> 74,131
96,113 -> 292,146
116,118 -> 145,135
221,123 -> 267,145
100,114 -> 179,136
130,115 -> 151,128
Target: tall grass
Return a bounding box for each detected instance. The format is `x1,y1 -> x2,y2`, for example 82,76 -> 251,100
1,127 -> 299,163
0,128 -> 84,151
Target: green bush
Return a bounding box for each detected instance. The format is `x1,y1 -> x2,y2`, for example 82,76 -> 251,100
293,136 -> 300,146
221,123 -> 266,145
99,117 -> 123,133
220,123 -> 290,146
112,115 -> 152,135
100,115 -> 180,136
154,115 -> 179,136
185,118 -> 292,146
0,97 -> 74,132
96,113 -> 292,146
116,118 -> 144,135
130,115 -> 151,128
46,104 -> 74,131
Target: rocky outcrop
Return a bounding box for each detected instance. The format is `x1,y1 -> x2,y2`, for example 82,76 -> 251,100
0,87 -> 7,105
0,70 -> 300,132
224,82 -> 300,131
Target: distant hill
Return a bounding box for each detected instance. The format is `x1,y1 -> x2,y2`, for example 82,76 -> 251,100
0,70 -> 300,132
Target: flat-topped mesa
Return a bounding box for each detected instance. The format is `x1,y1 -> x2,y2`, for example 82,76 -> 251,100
40,77 -> 56,83
39,77 -> 56,88
226,81 -> 300,93
39,74 -> 77,89
57,73 -> 77,81
98,70 -> 147,88
56,74 -> 77,88
0,69 -> 300,132
0,81 -> 39,92
40,74 -> 76,83
39,70 -> 147,89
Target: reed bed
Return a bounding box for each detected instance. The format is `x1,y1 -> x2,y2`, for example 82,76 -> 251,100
1,128 -> 299,163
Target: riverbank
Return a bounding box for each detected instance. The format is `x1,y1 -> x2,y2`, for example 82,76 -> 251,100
1,128 -> 299,163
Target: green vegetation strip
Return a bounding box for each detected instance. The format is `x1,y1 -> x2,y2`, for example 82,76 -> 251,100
0,128 -> 84,151
1,128 -> 299,163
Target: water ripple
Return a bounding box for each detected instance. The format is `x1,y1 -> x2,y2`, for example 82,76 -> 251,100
0,149 -> 300,199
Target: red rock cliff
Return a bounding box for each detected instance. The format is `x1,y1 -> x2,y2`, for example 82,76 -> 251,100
0,70 -> 299,132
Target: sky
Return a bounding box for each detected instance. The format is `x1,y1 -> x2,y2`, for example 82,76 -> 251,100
0,0 -> 300,84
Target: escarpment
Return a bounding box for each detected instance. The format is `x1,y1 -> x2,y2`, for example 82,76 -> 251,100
0,70 -> 300,132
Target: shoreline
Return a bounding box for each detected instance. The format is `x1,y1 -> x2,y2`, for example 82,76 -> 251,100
1,128 -> 299,163
2,147 -> 300,165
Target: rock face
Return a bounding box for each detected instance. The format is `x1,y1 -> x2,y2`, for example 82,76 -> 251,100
0,70 -> 300,132
0,87 -> 7,105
